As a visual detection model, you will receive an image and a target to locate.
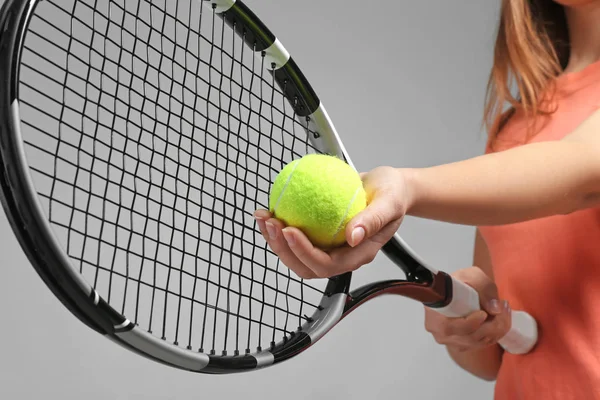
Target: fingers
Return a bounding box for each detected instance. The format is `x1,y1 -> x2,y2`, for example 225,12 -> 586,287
282,223 -> 372,278
255,209 -> 333,279
288,218 -> 404,278
280,227 -> 334,278
254,210 -> 316,279
425,308 -> 487,339
345,194 -> 403,247
425,300 -> 512,350
442,311 -> 489,337
330,219 -> 402,268
479,284 -> 503,316
268,220 -> 318,280
470,301 -> 511,343
254,209 -> 400,279
254,209 -> 272,221
453,267 -> 502,316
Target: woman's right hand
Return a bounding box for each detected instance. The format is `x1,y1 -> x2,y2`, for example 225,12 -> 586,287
424,266 -> 512,352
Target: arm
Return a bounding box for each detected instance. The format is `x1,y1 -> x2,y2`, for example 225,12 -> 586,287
403,109 -> 600,225
446,229 -> 503,381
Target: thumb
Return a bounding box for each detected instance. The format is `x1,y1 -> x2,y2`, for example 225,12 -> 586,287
477,280 -> 503,316
346,195 -> 403,247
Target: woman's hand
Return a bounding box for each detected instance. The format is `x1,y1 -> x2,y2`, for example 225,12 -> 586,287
254,166 -> 410,279
424,267 -> 512,352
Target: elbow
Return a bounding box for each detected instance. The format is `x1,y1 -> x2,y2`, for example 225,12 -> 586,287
479,372 -> 498,382
562,191 -> 600,215
582,191 -> 600,207
556,183 -> 600,215
464,367 -> 498,382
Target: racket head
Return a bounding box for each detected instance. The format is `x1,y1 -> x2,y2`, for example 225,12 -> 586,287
0,0 -> 362,373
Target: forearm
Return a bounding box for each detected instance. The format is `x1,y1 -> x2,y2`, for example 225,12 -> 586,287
403,141 -> 600,226
447,344 -> 503,381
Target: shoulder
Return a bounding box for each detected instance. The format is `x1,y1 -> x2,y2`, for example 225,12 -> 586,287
562,107 -> 600,145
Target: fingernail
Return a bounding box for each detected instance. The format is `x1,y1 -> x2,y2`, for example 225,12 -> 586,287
254,214 -> 265,221
504,301 -> 511,313
488,299 -> 500,313
266,221 -> 277,240
351,227 -> 365,246
282,229 -> 296,247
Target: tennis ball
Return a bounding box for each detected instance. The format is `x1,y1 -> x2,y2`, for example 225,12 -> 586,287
269,154 -> 367,249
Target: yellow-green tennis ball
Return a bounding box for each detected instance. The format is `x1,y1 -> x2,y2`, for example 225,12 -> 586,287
269,154 -> 367,249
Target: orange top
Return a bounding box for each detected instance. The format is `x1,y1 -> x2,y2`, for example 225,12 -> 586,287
479,60 -> 600,400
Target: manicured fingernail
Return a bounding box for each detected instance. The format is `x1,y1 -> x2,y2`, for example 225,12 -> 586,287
351,227 -> 365,246
488,299 -> 500,313
282,229 -> 296,247
266,221 -> 277,240
254,214 -> 264,221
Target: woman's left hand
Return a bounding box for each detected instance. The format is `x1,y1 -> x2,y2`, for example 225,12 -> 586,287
254,166 -> 410,279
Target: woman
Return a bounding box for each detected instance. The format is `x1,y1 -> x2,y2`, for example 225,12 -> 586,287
255,0 -> 600,398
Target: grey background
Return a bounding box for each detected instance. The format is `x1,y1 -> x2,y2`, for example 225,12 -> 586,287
0,0 -> 499,399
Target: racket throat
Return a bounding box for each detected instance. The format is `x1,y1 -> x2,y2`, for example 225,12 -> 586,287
342,270 -> 453,314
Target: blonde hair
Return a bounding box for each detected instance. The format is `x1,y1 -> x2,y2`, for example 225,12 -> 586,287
484,0 -> 569,149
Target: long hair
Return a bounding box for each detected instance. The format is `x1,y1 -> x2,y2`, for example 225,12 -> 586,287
484,0 -> 569,148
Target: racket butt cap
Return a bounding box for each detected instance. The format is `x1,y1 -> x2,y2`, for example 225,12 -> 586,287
498,311 -> 538,354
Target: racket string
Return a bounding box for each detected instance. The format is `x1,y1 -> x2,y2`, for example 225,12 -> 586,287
19,0 -> 329,355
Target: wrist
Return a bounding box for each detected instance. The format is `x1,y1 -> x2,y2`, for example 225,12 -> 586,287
397,167 -> 421,216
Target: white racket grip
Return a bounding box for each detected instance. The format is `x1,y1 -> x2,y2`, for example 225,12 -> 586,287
433,278 -> 538,355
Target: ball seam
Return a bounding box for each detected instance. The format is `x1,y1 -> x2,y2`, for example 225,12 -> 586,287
272,159 -> 302,214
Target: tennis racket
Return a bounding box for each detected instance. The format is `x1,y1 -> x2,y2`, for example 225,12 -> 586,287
0,0 -> 538,374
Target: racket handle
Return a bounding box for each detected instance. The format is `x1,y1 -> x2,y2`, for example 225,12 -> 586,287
433,277 -> 538,355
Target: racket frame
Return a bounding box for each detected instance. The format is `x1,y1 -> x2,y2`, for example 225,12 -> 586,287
0,0 -> 532,375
